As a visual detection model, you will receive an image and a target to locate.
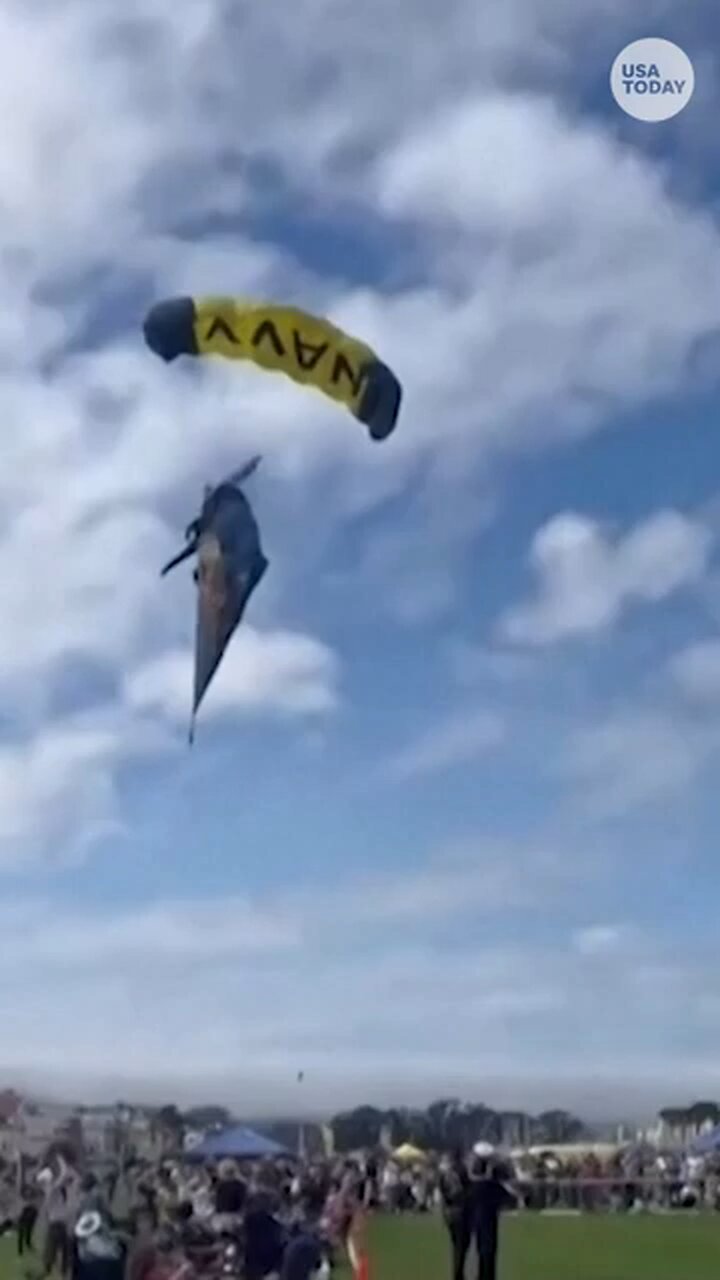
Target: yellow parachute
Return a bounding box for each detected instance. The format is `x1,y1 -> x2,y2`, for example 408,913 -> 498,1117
143,296 -> 402,440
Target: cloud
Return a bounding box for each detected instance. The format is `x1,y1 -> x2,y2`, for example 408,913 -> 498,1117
4,897 -> 301,967
670,640 -> 720,703
447,641 -> 540,688
502,511 -> 712,645
369,92 -> 720,454
558,710 -> 718,816
125,627 -> 340,726
384,710 -> 505,781
0,839 -> 577,973
571,925 -> 628,957
2,862 -> 719,1113
0,712 -> 170,871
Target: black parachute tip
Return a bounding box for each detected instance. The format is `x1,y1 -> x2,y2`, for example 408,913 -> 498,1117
143,296 -> 198,362
358,360 -> 402,441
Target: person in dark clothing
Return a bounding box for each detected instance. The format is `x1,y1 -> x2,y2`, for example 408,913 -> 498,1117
214,1161 -> 248,1217
467,1157 -> 517,1280
439,1150 -> 472,1280
243,1207 -> 287,1280
71,1213 -> 126,1280
17,1185 -> 39,1256
279,1229 -> 324,1280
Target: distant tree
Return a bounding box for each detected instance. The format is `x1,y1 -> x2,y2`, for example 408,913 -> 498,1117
156,1105 -> 184,1151
659,1107 -> 686,1126
687,1101 -> 720,1126
329,1099 -> 585,1154
331,1106 -> 385,1152
535,1110 -> 586,1145
182,1106 -> 232,1132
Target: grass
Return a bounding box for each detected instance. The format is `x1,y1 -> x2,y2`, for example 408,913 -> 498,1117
367,1211 -> 720,1280
2,1214 -> 718,1280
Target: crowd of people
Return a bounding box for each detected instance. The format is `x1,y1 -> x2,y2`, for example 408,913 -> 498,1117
1,1135 -> 718,1280
0,1150 -> 380,1280
0,1141 -> 518,1280
510,1147 -> 720,1213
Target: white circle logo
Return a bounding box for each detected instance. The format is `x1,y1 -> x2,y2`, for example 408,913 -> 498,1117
610,38 -> 694,122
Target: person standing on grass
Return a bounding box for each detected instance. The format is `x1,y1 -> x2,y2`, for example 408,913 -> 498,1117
467,1150 -> 517,1280
439,1150 -> 472,1280
40,1164 -> 74,1279
18,1179 -> 40,1257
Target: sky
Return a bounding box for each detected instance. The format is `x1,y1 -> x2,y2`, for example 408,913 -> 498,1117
2,0 -> 720,1123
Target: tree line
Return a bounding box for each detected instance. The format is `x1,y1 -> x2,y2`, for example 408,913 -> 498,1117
155,1099 -> 588,1154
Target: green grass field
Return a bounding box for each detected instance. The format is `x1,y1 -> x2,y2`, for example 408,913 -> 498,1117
2,1214 -> 718,1280
366,1212 -> 720,1280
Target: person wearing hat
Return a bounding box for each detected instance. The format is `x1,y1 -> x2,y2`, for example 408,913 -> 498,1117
467,1146 -> 517,1280
72,1212 -> 125,1280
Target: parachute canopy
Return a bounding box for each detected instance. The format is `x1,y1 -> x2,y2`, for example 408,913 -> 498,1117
143,296 -> 402,441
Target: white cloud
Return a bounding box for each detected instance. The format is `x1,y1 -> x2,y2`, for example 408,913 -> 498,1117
1,863 -> 719,1112
558,710 -> 718,816
502,511 -> 711,645
0,840 -> 574,972
125,627 -> 340,727
369,92 -> 720,456
385,710 -> 505,781
447,641 -> 540,688
6,898 -> 301,967
0,711 -> 172,870
572,925 -> 626,957
670,640 -> 720,703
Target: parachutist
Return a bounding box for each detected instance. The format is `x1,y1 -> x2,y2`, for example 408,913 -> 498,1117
160,458 -> 269,740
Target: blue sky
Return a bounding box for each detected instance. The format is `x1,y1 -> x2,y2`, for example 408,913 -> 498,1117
2,0 -> 720,1121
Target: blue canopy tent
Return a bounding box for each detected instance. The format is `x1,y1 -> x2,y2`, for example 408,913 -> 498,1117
690,1125 -> 720,1155
186,1124 -> 290,1161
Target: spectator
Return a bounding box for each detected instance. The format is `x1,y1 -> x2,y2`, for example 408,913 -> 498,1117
468,1153 -> 517,1280
438,1150 -> 472,1280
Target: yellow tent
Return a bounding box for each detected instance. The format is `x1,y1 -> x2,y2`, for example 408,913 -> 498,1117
392,1142 -> 427,1163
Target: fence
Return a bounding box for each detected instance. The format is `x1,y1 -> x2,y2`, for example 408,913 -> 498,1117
514,1177 -> 719,1213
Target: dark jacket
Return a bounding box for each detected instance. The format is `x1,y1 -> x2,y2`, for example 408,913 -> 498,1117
467,1174 -> 517,1245
439,1162 -> 471,1223
215,1177 -> 247,1215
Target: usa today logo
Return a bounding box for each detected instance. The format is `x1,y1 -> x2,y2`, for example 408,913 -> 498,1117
610,38 -> 694,122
